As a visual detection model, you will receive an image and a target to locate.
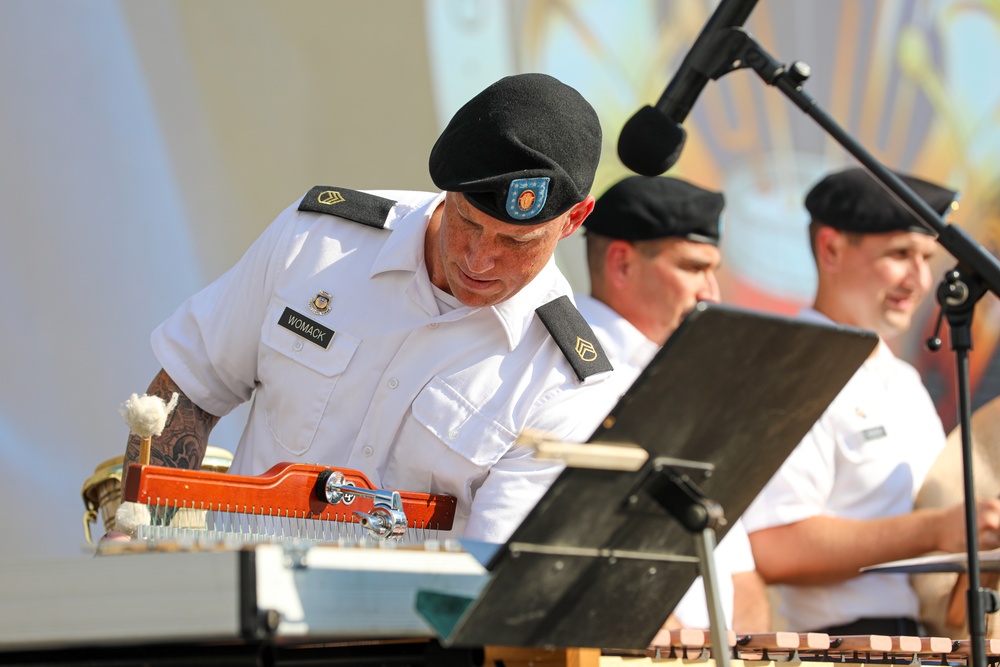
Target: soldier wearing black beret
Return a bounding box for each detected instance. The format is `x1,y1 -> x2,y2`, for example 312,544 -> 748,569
741,166 -> 1000,639
797,166 -> 958,339
576,177 -> 771,632
579,175 -> 726,346
112,73 -> 621,549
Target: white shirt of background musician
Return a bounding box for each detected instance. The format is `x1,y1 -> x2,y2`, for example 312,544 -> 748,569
576,293 -> 757,629
152,190 -> 620,544
742,308 -> 946,631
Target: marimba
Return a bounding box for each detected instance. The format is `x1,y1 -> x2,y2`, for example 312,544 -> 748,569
601,629 -> 1000,666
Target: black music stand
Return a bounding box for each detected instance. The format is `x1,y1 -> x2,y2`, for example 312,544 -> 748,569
417,303 -> 878,651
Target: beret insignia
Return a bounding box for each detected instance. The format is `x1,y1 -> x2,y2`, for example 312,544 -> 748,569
506,178 -> 549,221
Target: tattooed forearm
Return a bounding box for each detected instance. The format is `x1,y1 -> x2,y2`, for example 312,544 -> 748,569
120,369 -> 221,493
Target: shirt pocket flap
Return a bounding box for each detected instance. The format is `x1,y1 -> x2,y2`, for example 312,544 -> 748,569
412,377 -> 516,467
260,302 -> 359,377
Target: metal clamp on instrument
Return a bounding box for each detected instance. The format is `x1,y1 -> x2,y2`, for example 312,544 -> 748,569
315,470 -> 408,540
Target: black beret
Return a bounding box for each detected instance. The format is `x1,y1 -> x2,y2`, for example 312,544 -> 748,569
805,167 -> 958,235
583,175 -> 724,245
428,73 -> 602,225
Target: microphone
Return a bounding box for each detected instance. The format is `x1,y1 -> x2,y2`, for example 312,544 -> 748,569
617,0 -> 759,176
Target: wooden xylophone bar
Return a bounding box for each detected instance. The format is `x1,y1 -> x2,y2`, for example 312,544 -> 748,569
416,633 -> 1000,667
593,630 -> 1000,666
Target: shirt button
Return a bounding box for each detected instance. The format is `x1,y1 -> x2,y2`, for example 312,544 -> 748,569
362,446 -> 374,457
448,429 -> 459,440
428,322 -> 439,329
293,340 -> 304,351
387,377 -> 399,389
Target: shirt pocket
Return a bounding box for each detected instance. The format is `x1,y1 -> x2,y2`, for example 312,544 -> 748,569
258,301 -> 360,455
387,376 -> 515,505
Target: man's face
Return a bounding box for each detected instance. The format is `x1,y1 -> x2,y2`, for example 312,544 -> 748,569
428,192 -> 586,308
630,238 -> 722,344
834,230 -> 937,337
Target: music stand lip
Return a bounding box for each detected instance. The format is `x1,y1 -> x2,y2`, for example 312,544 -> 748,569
504,542 -> 700,565
530,438 -> 650,472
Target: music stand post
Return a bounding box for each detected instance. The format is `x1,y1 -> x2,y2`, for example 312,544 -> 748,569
696,26 -> 1000,667
641,458 -> 733,667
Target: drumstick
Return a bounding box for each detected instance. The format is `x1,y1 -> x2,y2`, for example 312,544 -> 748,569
137,436 -> 151,466
119,392 -> 179,465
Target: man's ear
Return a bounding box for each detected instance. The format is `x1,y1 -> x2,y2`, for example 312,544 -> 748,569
605,240 -> 636,289
561,196 -> 595,239
814,226 -> 845,274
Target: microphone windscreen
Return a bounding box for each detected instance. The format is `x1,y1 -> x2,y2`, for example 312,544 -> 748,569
616,105 -> 687,177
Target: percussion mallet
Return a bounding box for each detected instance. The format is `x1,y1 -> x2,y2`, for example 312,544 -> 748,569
119,392 -> 179,465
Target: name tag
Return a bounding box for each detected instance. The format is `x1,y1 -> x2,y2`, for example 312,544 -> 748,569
860,426 -> 887,442
278,307 -> 335,349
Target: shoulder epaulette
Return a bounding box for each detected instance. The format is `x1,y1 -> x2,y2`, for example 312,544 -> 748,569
535,295 -> 613,382
298,186 -> 396,229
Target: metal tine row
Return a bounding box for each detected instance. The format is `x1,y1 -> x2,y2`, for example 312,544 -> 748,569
137,503 -> 444,547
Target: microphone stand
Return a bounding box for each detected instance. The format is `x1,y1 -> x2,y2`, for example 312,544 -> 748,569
693,26 -> 1000,667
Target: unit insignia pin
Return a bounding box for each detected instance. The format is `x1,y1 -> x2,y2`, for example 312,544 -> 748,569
309,291 -> 333,315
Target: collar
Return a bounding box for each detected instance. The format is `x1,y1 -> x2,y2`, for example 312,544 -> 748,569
369,191 -> 569,351
576,294 -> 659,369
490,257 -> 571,351
370,191 -> 445,276
798,307 -> 890,362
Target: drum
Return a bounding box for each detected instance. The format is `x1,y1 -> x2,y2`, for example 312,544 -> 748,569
913,396 -> 1000,638
81,446 -> 234,543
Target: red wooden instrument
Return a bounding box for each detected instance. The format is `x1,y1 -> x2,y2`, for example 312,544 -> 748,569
122,462 -> 456,531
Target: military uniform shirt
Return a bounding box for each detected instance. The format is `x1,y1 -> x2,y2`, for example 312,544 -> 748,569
742,308 -> 947,631
152,190 -> 617,543
576,294 -> 757,629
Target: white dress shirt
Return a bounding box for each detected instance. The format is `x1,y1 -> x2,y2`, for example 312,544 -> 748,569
742,308 -> 947,630
152,189 -> 620,543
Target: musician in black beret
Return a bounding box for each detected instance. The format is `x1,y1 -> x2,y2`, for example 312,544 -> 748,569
579,175 -> 726,345
743,166 -> 1000,637
110,73 -> 620,549
576,175 -> 770,632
